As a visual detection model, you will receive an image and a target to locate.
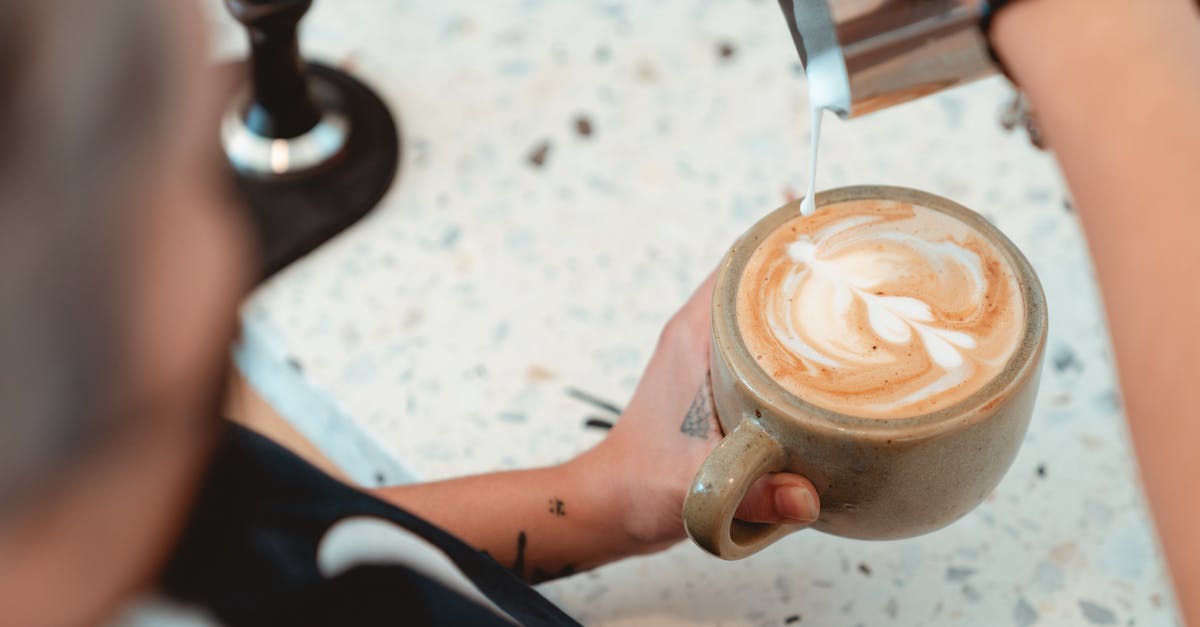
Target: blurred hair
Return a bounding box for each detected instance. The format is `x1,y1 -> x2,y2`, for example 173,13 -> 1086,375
0,0 -> 177,514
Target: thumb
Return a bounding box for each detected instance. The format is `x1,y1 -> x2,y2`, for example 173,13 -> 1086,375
734,473 -> 820,525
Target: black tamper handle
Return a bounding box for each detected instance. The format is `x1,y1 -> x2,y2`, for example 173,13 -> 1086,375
226,0 -> 322,139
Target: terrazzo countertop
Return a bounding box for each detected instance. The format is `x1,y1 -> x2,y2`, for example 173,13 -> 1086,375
208,1 -> 1181,625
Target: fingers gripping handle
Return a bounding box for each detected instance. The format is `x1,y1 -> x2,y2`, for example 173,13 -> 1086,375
682,419 -> 803,559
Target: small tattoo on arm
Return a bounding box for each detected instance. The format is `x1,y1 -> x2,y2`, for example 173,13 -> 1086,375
513,531 -> 528,580
507,530 -> 577,583
547,498 -> 566,516
679,373 -> 714,439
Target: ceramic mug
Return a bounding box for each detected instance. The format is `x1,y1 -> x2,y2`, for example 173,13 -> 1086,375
682,185 -> 1047,559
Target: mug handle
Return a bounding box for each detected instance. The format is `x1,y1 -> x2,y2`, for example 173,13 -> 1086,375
682,418 -> 804,559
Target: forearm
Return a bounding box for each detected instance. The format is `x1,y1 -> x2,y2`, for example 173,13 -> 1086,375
373,446 -> 641,583
369,274 -> 821,585
993,0 -> 1200,616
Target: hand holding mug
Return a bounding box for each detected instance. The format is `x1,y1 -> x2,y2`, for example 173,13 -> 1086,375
587,273 -> 821,555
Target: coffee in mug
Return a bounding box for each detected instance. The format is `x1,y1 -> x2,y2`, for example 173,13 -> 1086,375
737,197 -> 1024,418
684,186 -> 1046,559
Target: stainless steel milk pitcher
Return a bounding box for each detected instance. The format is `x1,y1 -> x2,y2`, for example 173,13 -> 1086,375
779,0 -> 1001,117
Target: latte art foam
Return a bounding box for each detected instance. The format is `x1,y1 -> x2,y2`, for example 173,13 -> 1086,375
737,199 -> 1024,418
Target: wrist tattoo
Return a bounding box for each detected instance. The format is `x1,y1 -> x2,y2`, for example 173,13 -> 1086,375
679,373 -> 715,439
509,530 -> 577,583
514,531 -> 528,579
547,498 -> 566,517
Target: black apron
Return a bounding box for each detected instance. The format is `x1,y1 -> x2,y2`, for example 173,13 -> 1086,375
160,422 -> 582,627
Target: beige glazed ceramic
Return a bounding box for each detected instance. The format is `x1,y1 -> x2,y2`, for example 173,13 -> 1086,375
682,186 -> 1047,560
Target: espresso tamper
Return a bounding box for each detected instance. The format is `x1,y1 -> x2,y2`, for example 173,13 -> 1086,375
221,0 -> 400,278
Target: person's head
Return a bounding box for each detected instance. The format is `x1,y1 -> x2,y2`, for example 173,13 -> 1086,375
0,1 -> 252,624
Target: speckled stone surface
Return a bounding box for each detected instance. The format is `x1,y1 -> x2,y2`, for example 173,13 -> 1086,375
208,1 -> 1181,625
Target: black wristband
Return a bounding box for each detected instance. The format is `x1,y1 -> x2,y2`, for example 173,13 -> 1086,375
979,0 -> 1018,79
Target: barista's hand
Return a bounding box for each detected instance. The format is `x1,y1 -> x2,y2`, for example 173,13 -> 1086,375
576,272 -> 820,554
377,271 -> 820,578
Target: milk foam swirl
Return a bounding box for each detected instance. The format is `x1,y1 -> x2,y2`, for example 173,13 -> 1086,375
737,200 -> 1023,418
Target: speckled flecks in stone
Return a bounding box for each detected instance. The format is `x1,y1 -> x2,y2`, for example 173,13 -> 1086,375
1079,599 -> 1119,625
527,141 -> 551,168
206,0 -> 1182,624
1053,344 -> 1084,374
574,115 -> 594,138
1014,597 -> 1039,627
945,566 -> 976,582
